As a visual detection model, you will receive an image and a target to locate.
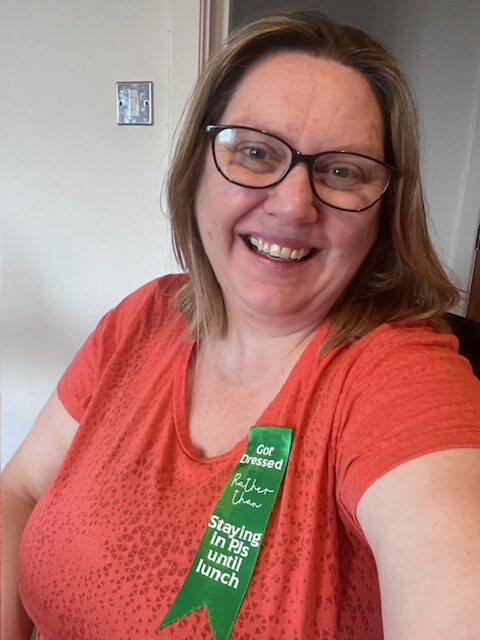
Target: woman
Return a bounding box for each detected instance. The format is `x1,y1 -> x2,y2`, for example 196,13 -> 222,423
3,11 -> 480,640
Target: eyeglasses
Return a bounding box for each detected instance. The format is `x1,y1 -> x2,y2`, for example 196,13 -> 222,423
205,125 -> 399,213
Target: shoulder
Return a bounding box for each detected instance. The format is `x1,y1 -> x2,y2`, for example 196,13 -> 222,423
351,320 -> 459,360
333,320 -> 480,527
335,320 -> 480,427
97,273 -> 189,338
78,272 -> 191,362
110,273 -> 188,318
339,320 -> 475,388
57,274 -> 190,422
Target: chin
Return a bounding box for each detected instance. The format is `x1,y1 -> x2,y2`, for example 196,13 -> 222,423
234,285 -> 327,326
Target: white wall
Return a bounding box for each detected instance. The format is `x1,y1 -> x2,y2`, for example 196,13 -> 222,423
231,0 -> 480,299
1,0 -> 201,465
2,0 -> 479,465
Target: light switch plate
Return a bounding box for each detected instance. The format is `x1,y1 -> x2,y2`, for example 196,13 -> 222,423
116,81 -> 153,125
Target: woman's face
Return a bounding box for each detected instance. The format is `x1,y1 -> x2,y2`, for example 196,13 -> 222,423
195,52 -> 385,334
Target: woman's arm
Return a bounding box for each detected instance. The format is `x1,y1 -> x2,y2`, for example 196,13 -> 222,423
357,447 -> 480,640
1,390 -> 78,640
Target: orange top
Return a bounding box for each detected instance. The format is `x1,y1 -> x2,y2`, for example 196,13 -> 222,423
19,275 -> 480,640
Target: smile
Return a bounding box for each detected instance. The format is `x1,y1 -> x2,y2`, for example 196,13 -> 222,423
246,235 -> 312,261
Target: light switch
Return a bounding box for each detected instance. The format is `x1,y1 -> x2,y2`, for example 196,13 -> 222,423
128,89 -> 140,117
116,82 -> 153,125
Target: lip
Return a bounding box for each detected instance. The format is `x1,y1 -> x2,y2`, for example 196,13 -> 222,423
243,232 -> 314,251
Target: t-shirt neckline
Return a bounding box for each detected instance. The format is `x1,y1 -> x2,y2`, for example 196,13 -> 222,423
173,322 -> 329,464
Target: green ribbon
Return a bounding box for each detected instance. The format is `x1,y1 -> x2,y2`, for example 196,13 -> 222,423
158,426 -> 293,640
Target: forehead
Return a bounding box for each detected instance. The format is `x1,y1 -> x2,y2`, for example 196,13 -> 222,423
220,52 -> 384,155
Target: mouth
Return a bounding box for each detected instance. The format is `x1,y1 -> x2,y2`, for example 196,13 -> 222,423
245,235 -> 314,262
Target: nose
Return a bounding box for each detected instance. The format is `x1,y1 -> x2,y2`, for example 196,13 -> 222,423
264,164 -> 319,224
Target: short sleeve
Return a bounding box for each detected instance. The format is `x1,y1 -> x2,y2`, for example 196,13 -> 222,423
334,323 -> 480,531
57,279 -> 162,422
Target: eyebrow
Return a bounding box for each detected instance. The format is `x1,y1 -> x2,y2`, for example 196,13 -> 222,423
225,122 -> 385,159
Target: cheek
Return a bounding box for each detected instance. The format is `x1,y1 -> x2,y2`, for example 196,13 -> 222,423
196,169 -> 267,242
194,166 -> 222,242
329,212 -> 379,253
356,216 -> 380,254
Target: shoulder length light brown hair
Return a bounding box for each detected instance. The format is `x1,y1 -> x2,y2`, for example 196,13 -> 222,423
167,10 -> 457,350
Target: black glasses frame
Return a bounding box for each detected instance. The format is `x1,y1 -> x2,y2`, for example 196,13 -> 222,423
205,124 -> 400,213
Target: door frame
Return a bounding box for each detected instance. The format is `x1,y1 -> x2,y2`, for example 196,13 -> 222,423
168,0 -> 230,148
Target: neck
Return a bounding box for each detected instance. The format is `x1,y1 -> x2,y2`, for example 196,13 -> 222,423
199,312 -> 323,386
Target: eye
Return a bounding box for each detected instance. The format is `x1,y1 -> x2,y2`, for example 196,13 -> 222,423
239,145 -> 268,161
329,166 -> 358,180
232,142 -> 285,174
213,127 -> 290,178
313,155 -> 367,191
323,163 -> 364,182
236,142 -> 282,163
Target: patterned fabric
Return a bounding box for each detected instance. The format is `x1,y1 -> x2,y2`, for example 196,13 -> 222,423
18,275 -> 480,640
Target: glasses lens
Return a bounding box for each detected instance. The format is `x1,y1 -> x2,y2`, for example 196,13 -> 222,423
213,127 -> 290,187
210,127 -> 392,212
312,152 -> 390,211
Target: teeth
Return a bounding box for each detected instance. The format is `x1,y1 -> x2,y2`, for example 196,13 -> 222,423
247,236 -> 311,261
270,244 -> 281,257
